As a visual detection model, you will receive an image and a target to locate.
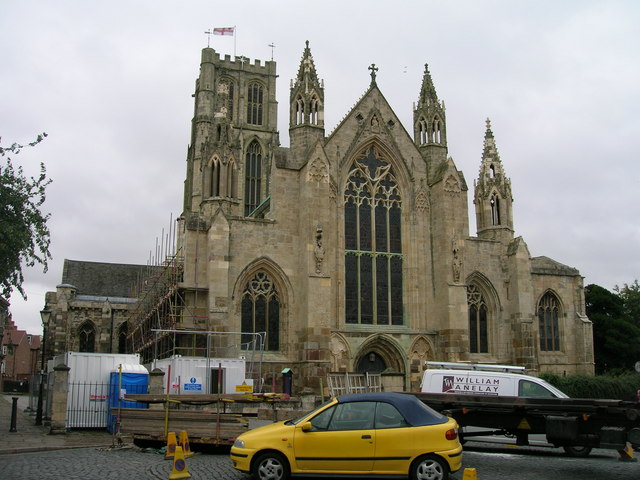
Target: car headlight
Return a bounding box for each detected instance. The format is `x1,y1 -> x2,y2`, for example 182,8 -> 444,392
233,438 -> 245,448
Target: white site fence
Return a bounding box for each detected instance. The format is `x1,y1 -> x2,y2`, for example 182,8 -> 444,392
326,372 -> 382,396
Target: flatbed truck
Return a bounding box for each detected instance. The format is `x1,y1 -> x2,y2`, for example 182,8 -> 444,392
411,391 -> 640,458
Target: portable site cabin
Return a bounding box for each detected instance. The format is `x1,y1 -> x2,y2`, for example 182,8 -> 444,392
153,355 -> 249,395
49,352 -> 148,428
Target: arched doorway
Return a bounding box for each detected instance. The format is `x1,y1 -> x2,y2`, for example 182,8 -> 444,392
354,335 -> 407,390
356,351 -> 387,373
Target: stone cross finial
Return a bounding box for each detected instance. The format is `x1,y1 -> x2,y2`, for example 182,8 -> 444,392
486,117 -> 492,130
368,63 -> 378,85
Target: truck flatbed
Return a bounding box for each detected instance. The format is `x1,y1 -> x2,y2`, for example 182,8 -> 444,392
410,392 -> 640,456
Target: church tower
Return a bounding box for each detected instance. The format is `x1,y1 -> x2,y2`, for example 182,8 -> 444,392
413,64 -> 448,177
474,119 -> 514,242
288,41 -> 325,168
183,48 -> 279,220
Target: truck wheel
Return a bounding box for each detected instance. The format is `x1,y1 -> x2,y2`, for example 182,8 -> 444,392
252,452 -> 290,480
563,445 -> 592,457
410,454 -> 449,480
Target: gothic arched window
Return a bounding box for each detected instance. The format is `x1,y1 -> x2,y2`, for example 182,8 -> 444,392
432,117 -> 442,144
227,157 -> 237,198
344,147 -> 403,325
467,284 -> 489,353
295,96 -> 304,125
226,80 -> 235,121
118,322 -> 128,354
241,271 -> 280,351
78,321 -> 96,353
211,156 -> 221,197
538,292 -> 561,351
310,95 -> 320,125
490,193 -> 501,225
244,141 -> 262,216
418,118 -> 428,145
247,82 -> 264,125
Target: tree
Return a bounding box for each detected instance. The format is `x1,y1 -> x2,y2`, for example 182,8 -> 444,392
615,279 -> 640,327
0,133 -> 51,299
585,283 -> 640,373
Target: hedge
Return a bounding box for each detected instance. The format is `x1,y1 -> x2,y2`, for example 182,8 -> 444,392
540,372 -> 640,401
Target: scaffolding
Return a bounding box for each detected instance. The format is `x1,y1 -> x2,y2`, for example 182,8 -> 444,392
126,250 -> 190,362
124,217 -> 265,389
150,329 -> 265,388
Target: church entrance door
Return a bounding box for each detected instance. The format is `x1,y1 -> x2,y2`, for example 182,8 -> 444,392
356,351 -> 386,373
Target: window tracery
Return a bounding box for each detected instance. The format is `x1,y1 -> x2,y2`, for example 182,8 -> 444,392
78,321 -> 96,353
538,292 -> 561,351
344,147 -> 403,325
467,284 -> 489,353
241,271 -> 280,351
244,141 -> 262,215
247,82 -> 264,125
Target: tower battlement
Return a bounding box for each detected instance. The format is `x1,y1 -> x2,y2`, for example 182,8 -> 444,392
201,48 -> 275,73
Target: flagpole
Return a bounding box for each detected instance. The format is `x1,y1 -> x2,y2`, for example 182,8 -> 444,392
234,25 -> 237,58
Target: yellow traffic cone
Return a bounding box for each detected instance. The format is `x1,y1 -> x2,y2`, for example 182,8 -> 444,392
169,445 -> 192,479
178,430 -> 194,458
165,431 -> 178,459
462,467 -> 478,480
618,444 -> 637,462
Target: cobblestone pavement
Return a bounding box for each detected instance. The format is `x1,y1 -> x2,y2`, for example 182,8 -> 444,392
2,444 -> 639,480
0,394 -> 115,454
3,394 -> 638,480
0,447 -> 248,480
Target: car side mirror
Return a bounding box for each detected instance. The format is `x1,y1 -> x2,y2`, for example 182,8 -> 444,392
300,421 -> 313,432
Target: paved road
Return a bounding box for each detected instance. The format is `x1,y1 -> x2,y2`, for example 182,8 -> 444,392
462,441 -> 638,479
0,442 -> 637,480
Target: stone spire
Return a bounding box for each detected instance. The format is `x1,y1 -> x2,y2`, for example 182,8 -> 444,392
417,63 -> 440,108
413,63 -> 448,172
474,118 -> 514,240
289,41 -> 325,167
291,40 -> 322,98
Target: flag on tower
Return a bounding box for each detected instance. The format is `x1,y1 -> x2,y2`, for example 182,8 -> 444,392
213,27 -> 235,36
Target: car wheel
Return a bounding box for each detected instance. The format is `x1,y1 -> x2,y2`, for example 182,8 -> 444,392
252,452 -> 290,480
410,454 -> 449,480
563,445 -> 592,457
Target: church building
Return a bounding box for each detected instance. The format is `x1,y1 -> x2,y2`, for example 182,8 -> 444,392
157,41 -> 594,392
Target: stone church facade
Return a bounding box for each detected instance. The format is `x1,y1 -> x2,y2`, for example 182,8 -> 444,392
44,260 -> 145,359
171,42 -> 594,392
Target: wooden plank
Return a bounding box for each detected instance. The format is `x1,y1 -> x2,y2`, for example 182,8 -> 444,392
112,407 -> 251,445
124,393 -> 290,404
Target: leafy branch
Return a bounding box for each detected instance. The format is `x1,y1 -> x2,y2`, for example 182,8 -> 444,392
0,133 -> 52,299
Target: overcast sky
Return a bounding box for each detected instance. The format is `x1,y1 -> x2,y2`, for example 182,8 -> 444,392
2,0 -> 639,335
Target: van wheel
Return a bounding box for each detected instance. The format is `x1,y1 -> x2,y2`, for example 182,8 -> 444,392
410,454 -> 449,480
563,445 -> 592,457
252,452 -> 290,480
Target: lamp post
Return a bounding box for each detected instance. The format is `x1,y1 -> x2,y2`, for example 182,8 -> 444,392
35,308 -> 51,426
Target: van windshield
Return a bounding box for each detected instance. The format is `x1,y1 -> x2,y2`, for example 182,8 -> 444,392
518,379 -> 567,398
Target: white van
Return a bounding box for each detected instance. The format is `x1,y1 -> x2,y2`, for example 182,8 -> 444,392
420,361 -> 568,398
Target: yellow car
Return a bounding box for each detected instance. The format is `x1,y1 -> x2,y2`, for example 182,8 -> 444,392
230,392 -> 462,480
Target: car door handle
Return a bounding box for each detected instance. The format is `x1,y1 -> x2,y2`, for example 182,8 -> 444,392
361,434 -> 371,439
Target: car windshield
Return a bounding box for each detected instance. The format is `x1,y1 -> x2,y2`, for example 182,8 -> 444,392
285,398 -> 335,425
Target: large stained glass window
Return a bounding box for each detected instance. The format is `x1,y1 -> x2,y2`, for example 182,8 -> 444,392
241,271 -> 280,351
538,292 -> 560,351
344,147 -> 403,325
